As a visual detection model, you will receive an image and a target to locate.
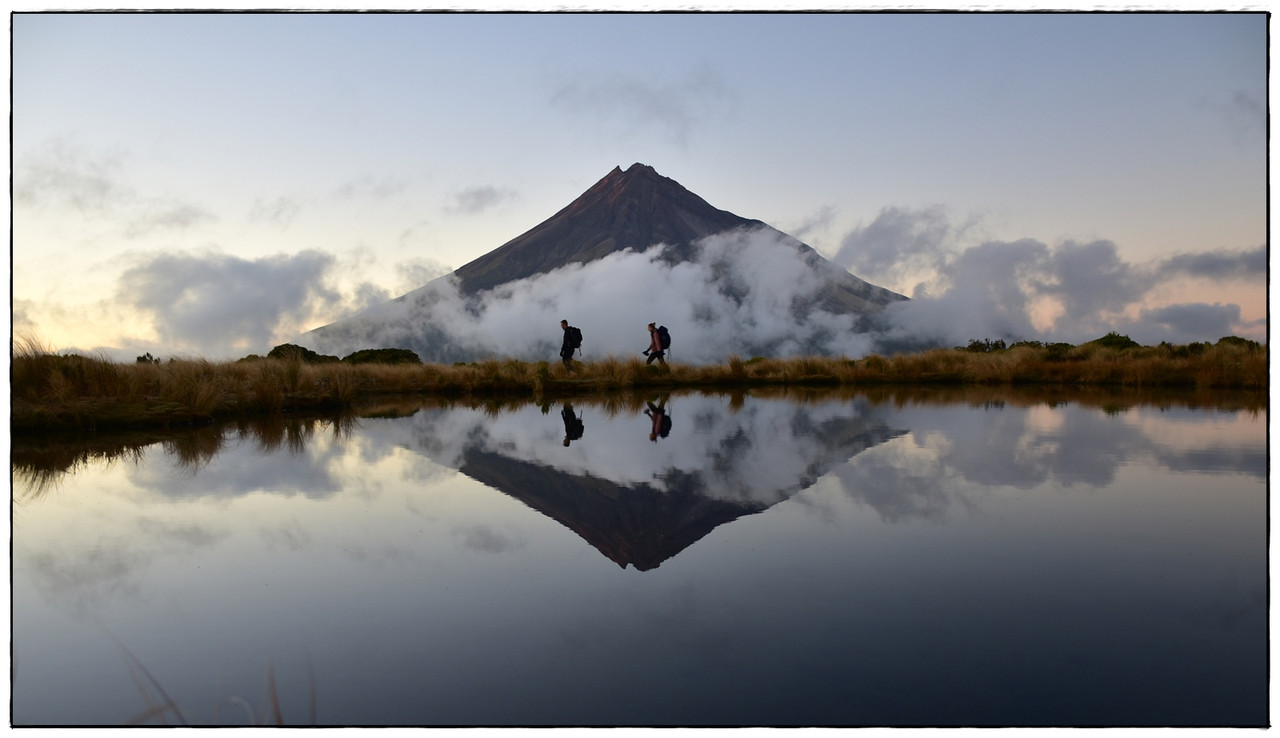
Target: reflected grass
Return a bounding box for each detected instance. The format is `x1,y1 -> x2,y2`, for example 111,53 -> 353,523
12,414 -> 362,501
115,631 -> 316,726
14,384 -> 1265,497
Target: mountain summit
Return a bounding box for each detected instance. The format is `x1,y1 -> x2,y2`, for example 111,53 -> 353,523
302,164 -> 907,362
451,163 -> 757,296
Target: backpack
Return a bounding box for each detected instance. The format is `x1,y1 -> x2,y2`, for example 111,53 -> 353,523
562,407 -> 584,440
658,413 -> 672,438
657,325 -> 671,351
568,326 -> 583,351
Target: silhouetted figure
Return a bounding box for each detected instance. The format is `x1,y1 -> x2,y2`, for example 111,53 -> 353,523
643,322 -> 667,368
560,319 -> 582,371
645,398 -> 672,442
562,403 -> 584,447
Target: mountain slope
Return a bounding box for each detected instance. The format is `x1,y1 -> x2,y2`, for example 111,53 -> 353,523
452,163 -> 757,295
302,163 -> 907,362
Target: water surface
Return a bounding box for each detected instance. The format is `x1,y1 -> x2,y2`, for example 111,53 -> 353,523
11,388 -> 1268,726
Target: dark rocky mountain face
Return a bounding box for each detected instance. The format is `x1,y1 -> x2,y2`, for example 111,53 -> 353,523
400,395 -> 906,572
452,163 -> 759,296
302,163 -> 907,362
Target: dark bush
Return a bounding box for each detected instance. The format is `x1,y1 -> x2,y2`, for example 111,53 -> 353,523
1044,342 -> 1074,361
1158,341 -> 1208,359
267,343 -> 341,363
1089,332 -> 1141,350
1217,335 -> 1263,352
964,338 -> 1007,353
342,348 -> 422,365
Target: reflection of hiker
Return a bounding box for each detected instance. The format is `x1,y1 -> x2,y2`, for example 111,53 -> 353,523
644,398 -> 672,442
561,403 -> 584,447
560,319 -> 582,371
643,323 -> 669,367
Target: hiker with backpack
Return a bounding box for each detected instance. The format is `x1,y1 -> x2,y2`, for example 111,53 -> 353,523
644,322 -> 669,368
561,402 -> 584,446
560,319 -> 582,371
645,396 -> 672,442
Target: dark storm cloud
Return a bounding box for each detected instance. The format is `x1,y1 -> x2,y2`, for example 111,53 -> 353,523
444,185 -> 517,215
550,62 -> 735,146
117,249 -> 345,355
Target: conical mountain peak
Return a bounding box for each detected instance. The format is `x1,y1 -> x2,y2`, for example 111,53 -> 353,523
303,164 -> 908,363
451,163 -> 754,295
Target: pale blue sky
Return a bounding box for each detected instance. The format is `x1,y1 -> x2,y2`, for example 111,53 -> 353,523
11,11 -> 1268,359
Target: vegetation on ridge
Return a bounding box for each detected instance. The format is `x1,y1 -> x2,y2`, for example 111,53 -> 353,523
11,333 -> 1267,434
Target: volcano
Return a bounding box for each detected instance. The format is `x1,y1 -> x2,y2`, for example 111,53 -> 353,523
302,163 -> 907,362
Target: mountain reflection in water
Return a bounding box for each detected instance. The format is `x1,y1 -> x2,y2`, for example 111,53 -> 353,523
428,396 -> 904,570
10,386 -> 1268,727
13,386 -> 1263,572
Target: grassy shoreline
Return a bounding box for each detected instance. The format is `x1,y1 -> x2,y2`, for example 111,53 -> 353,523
11,335 -> 1267,434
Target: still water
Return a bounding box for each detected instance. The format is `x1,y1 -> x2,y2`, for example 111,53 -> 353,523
11,388 -> 1268,727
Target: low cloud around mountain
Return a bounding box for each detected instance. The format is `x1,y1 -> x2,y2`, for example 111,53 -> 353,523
94,166 -> 1263,362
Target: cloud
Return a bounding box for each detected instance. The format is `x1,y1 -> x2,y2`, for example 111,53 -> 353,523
395,257 -> 453,293
13,300 -> 39,337
92,206 -> 1261,362
14,138 -> 131,214
124,199 -> 217,238
1157,245 -> 1266,281
116,249 -> 349,356
550,61 -> 735,146
16,138 -> 216,241
300,208 -> 1266,364
1126,303 -> 1242,342
830,206 -> 1264,349
444,185 -> 517,215
451,525 -> 527,555
334,175 -> 409,201
1197,89 -> 1266,145
785,204 -> 839,246
303,227 -> 883,363
832,204 -> 956,279
1036,239 -> 1153,324
248,196 -> 304,229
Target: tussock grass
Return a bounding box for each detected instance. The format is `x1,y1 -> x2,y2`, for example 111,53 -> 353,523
11,336 -> 1267,434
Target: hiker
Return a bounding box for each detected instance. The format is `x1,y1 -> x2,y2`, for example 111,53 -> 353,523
560,319 -> 582,371
644,397 -> 671,442
643,322 -> 667,367
561,403 -> 584,447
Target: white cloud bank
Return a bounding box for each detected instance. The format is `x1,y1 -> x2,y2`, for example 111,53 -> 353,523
35,209 -> 1263,363
294,221 -> 1264,364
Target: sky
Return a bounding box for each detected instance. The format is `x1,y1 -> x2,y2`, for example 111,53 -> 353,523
10,10 -> 1269,362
